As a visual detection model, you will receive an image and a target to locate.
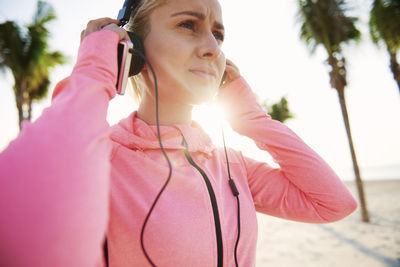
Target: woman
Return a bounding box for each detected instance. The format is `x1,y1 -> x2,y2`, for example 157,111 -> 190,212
0,0 -> 357,266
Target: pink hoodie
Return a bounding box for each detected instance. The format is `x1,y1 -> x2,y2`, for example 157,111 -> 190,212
0,30 -> 357,267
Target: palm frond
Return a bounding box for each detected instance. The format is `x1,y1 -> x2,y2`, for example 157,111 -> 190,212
30,76 -> 50,100
33,0 -> 56,26
0,0 -> 66,125
369,0 -> 400,52
298,0 -> 360,55
26,1 -> 57,69
0,21 -> 26,76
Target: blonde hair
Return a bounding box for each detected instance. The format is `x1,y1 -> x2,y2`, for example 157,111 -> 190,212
125,0 -> 166,102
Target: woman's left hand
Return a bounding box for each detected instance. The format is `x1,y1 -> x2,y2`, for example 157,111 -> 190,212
220,59 -> 241,88
217,59 -> 260,124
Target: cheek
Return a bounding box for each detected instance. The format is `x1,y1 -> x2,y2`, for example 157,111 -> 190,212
145,36 -> 190,80
146,30 -> 185,62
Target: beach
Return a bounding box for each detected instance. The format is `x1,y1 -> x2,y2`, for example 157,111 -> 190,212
255,179 -> 400,267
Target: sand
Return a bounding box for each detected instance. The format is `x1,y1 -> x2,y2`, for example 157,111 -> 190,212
255,179 -> 400,267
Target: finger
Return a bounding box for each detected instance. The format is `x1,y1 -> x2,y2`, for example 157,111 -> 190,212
226,59 -> 239,70
86,18 -> 119,33
121,30 -> 130,41
225,60 -> 240,75
98,18 -> 121,29
102,23 -> 130,41
82,18 -> 122,41
225,59 -> 234,66
225,65 -> 238,75
88,17 -> 120,28
80,30 -> 85,43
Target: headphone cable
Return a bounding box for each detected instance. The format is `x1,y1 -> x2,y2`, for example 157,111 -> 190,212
130,48 -> 171,267
221,125 -> 241,267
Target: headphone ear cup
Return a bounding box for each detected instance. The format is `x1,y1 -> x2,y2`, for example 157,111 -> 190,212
127,32 -> 145,76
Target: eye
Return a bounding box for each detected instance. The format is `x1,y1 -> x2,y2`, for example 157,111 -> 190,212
213,31 -> 224,42
178,20 -> 196,31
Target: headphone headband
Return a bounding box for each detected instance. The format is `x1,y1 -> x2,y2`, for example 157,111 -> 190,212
117,0 -> 141,27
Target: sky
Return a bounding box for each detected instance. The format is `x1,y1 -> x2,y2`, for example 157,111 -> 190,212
0,0 -> 399,180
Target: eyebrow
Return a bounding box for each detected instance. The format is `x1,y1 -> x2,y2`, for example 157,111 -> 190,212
171,11 -> 225,31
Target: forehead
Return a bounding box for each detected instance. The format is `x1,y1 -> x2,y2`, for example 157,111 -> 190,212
157,0 -> 223,23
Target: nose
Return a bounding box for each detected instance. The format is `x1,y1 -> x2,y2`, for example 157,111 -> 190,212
197,32 -> 222,61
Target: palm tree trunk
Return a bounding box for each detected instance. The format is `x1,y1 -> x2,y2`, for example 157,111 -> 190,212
17,100 -> 24,131
15,79 -> 29,130
337,88 -> 370,222
388,49 -> 400,94
15,82 -> 24,131
27,98 -> 32,121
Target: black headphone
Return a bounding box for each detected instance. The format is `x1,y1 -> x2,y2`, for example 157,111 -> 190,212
117,0 -> 145,76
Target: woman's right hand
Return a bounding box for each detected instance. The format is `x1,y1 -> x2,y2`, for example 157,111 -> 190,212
80,17 -> 130,43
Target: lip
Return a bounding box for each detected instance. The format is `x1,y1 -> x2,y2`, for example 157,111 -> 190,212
189,68 -> 217,80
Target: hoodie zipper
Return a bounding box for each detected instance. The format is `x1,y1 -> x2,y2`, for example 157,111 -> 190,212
182,141 -> 223,267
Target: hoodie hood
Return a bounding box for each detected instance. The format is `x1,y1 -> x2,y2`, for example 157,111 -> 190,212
110,111 -> 215,156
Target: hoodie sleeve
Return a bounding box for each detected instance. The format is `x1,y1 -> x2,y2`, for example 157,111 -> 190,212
0,30 -> 119,267
218,77 -> 357,223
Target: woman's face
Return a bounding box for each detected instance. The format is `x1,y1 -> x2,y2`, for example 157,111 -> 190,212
142,0 -> 226,105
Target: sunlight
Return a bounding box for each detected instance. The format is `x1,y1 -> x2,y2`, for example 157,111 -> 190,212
193,101 -> 226,147
193,100 -> 278,168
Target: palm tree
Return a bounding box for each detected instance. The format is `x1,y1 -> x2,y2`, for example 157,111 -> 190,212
0,0 -> 65,129
369,0 -> 400,93
260,97 -> 294,123
297,0 -> 369,222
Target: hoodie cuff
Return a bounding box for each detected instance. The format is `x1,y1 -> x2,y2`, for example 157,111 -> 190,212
217,77 -> 270,130
53,30 -> 119,100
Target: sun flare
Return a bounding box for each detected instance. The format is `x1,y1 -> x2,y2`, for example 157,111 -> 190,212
193,101 -> 227,146
193,101 -> 277,167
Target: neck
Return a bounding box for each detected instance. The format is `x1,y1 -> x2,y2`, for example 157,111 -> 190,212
137,92 -> 193,126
